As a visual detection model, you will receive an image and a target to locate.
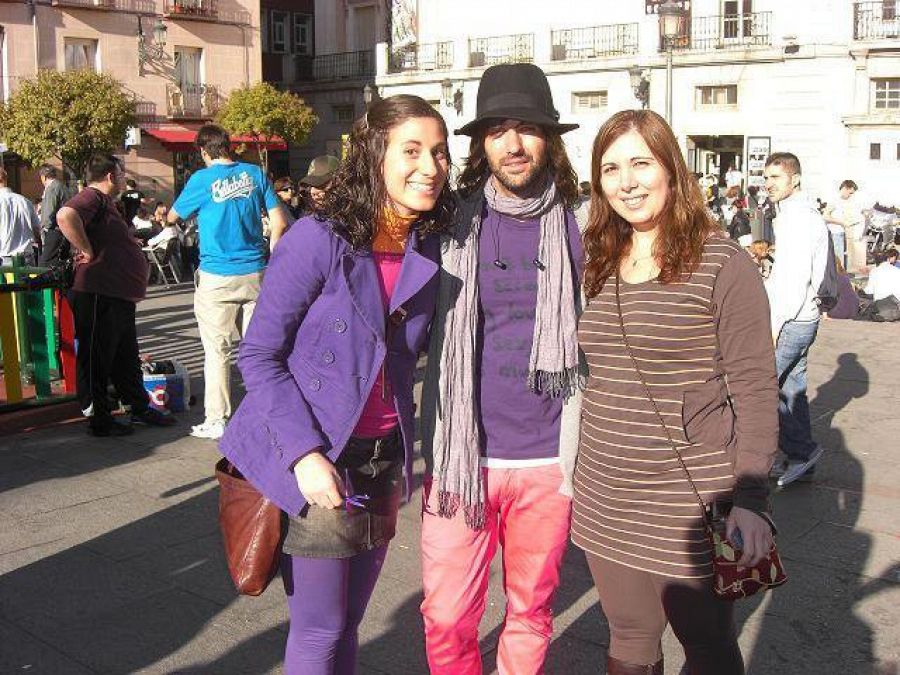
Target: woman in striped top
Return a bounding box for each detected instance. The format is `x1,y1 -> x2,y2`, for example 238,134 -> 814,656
573,110 -> 779,675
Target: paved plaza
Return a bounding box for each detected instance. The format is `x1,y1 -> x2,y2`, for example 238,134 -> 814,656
1,283 -> 899,675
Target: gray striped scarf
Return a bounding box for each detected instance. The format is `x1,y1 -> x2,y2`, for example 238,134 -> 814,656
423,176 -> 580,529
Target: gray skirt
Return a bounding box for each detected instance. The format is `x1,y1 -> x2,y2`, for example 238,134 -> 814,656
283,430 -> 403,558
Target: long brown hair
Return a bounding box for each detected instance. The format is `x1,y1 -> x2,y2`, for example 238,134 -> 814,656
583,110 -> 717,299
456,128 -> 579,208
315,94 -> 455,249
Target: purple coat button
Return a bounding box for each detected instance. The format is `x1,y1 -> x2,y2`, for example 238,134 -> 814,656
334,319 -> 347,333
310,378 -> 321,391
323,350 -> 335,364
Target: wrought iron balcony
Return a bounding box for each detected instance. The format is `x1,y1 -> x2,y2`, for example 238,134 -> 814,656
468,33 -> 533,68
163,0 -> 250,25
134,100 -> 158,124
550,23 -> 639,61
854,2 -> 900,40
50,0 -> 156,11
166,83 -> 219,120
390,42 -> 454,73
666,12 -> 772,52
311,51 -> 375,81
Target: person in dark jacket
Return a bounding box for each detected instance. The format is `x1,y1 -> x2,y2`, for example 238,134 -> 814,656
219,95 -> 454,674
825,256 -> 860,319
37,164 -> 75,267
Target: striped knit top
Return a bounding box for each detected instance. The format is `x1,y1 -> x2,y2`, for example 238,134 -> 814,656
571,236 -> 778,579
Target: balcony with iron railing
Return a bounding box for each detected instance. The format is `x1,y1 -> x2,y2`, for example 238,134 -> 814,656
50,0 -> 156,11
667,12 -> 773,52
166,83 -> 219,120
390,42 -> 454,73
134,100 -> 158,124
311,51 -> 375,81
550,23 -> 639,61
854,1 -> 900,40
163,0 -> 250,25
468,33 -> 533,68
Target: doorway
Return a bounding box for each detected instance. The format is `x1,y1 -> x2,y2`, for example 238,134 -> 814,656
686,135 -> 744,185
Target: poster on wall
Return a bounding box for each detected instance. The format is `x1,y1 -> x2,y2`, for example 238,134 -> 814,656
746,136 -> 771,189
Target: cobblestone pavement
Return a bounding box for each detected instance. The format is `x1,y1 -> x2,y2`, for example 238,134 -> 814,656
1,283 -> 898,674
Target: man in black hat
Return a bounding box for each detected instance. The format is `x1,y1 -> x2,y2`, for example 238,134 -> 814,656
419,62 -> 585,675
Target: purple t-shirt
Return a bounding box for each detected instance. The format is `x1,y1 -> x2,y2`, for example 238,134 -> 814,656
476,203 -> 584,460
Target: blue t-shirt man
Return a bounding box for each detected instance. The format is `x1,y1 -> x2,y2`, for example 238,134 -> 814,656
173,161 -> 279,276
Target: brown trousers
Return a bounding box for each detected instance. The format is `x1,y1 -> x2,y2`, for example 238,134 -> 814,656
586,554 -> 744,674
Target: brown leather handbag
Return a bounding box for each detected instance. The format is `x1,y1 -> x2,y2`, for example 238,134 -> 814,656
215,458 -> 283,596
614,275 -> 787,601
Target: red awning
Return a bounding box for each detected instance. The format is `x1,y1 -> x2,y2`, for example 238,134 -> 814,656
142,125 -> 287,152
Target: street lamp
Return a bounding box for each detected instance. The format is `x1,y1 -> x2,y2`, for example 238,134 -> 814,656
363,82 -> 378,109
137,17 -> 167,74
628,66 -> 650,109
658,0 -> 685,125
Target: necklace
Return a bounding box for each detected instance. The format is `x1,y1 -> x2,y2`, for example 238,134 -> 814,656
629,254 -> 655,269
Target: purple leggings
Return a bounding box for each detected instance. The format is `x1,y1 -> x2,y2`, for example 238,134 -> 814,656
281,547 -> 387,675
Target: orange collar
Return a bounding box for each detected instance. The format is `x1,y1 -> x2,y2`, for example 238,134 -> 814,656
372,207 -> 416,254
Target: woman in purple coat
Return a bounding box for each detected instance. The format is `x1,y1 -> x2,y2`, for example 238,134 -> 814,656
219,95 -> 454,674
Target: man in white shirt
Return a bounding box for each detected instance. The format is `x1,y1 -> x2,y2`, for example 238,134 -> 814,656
0,167 -> 40,265
763,152 -> 829,487
864,249 -> 900,301
725,163 -> 743,189
824,179 -> 864,272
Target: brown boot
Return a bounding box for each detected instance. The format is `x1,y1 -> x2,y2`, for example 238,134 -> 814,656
607,654 -> 664,675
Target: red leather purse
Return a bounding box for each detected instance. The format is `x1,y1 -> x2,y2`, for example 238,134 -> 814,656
614,275 -> 786,601
215,458 -> 284,596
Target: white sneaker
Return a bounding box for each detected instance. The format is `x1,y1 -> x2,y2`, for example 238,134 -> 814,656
190,420 -> 226,440
777,445 -> 825,488
769,459 -> 787,479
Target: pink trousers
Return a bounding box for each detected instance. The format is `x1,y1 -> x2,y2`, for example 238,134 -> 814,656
420,465 -> 572,675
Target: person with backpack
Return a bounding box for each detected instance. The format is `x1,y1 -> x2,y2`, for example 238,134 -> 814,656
762,153 -> 830,488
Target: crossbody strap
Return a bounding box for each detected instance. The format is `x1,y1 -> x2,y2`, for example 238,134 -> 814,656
614,274 -> 711,523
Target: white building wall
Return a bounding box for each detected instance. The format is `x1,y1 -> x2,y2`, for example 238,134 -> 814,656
377,0 -> 900,204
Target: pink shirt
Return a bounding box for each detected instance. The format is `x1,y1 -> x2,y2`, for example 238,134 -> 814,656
352,251 -> 404,437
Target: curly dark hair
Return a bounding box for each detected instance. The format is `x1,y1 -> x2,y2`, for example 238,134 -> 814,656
313,95 -> 455,249
583,110 -> 718,299
455,127 -> 579,208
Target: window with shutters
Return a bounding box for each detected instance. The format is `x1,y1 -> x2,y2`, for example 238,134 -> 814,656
873,79 -> 900,110
333,104 -> 355,123
64,38 -> 98,72
696,84 -> 738,107
271,11 -> 288,54
572,91 -> 608,112
293,14 -> 312,55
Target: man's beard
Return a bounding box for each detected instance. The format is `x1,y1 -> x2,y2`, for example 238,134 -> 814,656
488,151 -> 549,196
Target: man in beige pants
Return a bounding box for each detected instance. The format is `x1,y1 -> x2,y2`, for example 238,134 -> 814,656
169,124 -> 288,439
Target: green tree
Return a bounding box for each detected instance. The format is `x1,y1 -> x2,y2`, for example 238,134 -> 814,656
0,69 -> 135,182
216,83 -> 318,174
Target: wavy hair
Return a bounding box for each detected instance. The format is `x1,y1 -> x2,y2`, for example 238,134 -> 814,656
583,110 -> 717,299
456,128 -> 579,208
314,95 -> 455,249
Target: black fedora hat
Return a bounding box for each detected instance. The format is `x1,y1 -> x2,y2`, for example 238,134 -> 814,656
455,63 -> 578,136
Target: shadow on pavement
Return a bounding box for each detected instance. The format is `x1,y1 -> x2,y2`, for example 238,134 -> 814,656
743,352 -> 896,674
0,484 -> 285,674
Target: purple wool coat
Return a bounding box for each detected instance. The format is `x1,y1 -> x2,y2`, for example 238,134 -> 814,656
219,216 -> 440,515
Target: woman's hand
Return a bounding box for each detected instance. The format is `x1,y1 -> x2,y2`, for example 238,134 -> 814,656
725,506 -> 774,569
292,451 -> 345,509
